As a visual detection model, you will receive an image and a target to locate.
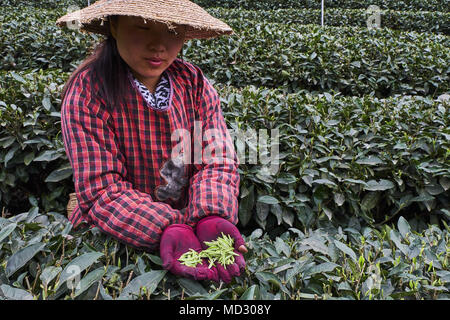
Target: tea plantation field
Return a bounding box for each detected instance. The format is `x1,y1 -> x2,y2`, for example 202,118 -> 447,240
0,0 -> 449,300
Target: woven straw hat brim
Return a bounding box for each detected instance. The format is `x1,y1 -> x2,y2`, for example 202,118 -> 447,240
56,0 -> 233,40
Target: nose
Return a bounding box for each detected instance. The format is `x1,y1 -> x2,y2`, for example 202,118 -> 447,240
145,31 -> 167,52
146,40 -> 165,52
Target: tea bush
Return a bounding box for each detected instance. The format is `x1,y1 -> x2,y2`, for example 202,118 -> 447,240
1,0 -> 87,8
0,208 -> 448,300
1,0 -> 449,301
207,7 -> 450,35
3,7 -> 448,97
4,0 -> 447,12
194,0 -> 449,12
1,69 -> 448,229
186,20 -> 450,97
0,69 -> 72,214
0,6 -> 98,71
218,86 -> 450,231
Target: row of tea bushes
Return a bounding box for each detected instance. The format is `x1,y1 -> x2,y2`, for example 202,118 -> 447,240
3,0 -> 447,12
194,0 -> 449,12
207,7 -> 450,35
0,6 -> 98,72
186,20 -> 450,97
0,69 -> 72,214
1,69 -> 448,229
217,85 -> 449,230
0,0 -> 87,8
0,208 -> 449,300
2,7 -> 449,98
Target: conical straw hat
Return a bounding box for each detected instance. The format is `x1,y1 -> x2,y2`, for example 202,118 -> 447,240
56,0 -> 233,40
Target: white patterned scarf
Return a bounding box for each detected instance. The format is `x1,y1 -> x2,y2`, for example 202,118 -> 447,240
127,68 -> 172,111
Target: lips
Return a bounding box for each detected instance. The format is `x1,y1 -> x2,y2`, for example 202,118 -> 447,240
146,57 -> 163,62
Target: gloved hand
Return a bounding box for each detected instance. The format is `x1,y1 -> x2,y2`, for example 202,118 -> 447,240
195,216 -> 247,283
160,224 -> 219,282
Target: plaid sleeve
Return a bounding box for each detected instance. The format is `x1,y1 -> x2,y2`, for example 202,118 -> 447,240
61,71 -> 185,252
185,69 -> 241,227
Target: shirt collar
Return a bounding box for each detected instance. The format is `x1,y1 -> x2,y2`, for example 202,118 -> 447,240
126,66 -> 172,111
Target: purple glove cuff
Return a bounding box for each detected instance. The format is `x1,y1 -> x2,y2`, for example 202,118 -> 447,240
196,215 -> 226,231
163,223 -> 193,234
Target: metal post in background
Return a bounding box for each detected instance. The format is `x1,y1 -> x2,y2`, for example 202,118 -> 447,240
321,0 -> 324,26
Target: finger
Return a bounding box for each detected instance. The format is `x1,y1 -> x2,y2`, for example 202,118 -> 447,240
231,233 -> 246,251
238,245 -> 248,253
216,264 -> 232,284
174,263 -> 198,278
159,240 -> 175,270
194,263 -> 219,282
234,251 -> 246,272
223,261 -> 241,277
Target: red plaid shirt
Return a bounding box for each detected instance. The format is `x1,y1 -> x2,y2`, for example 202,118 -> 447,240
61,58 -> 240,252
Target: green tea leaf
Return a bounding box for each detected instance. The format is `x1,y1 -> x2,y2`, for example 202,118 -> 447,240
58,252 -> 104,289
0,284 -> 34,300
45,165 -> 73,182
146,254 -> 163,266
302,237 -> 329,256
255,271 -> 281,289
312,179 -> 337,187
118,270 -> 167,300
334,193 -> 345,207
356,156 -> 384,165
40,266 -> 62,286
0,223 -> 17,243
33,150 -> 62,162
397,216 -> 411,239
10,72 -> 27,84
42,96 -> 52,111
274,237 -> 291,257
361,192 -> 380,211
6,242 -> 46,277
257,195 -> 279,205
333,240 -> 357,262
305,262 -> 339,276
240,284 -> 259,300
238,185 -> 255,227
23,152 -> 35,166
177,277 -> 208,296
364,179 -> 395,191
73,267 -> 106,298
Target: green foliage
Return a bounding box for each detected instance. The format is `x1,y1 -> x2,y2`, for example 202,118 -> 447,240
6,0 -> 447,12
0,208 -> 448,300
1,0 -> 449,301
219,86 -> 450,230
1,67 -> 449,227
186,20 -> 450,97
2,7 -> 449,97
207,7 -> 450,35
0,0 -> 88,9
0,69 -> 72,213
0,6 -> 98,71
1,69 -> 448,227
194,0 -> 449,12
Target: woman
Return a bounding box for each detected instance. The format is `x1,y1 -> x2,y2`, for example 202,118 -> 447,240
57,0 -> 247,284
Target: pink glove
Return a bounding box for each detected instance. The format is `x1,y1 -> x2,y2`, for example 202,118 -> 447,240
160,224 -> 219,282
195,216 -> 247,283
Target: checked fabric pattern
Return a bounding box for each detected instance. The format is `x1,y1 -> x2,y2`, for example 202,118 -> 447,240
61,58 -> 240,252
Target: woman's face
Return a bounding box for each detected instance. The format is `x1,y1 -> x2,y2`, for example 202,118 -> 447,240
110,15 -> 186,92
